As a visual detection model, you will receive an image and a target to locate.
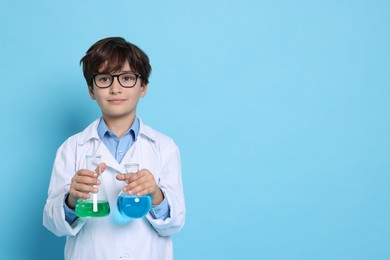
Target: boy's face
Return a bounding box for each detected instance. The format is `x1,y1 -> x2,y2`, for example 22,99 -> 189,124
88,62 -> 147,121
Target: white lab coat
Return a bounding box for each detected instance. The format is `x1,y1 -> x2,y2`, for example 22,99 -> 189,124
43,118 -> 186,260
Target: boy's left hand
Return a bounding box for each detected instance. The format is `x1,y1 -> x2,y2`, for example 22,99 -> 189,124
116,169 -> 164,206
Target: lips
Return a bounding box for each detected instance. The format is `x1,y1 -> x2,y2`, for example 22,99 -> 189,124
108,98 -> 126,104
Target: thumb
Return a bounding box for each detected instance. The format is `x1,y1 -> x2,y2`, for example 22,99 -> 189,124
95,162 -> 107,175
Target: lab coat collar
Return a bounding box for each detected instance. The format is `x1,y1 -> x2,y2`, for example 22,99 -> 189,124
78,118 -> 101,145
138,118 -> 157,143
78,117 -> 157,146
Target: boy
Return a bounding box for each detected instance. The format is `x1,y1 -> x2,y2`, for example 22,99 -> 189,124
43,37 -> 186,260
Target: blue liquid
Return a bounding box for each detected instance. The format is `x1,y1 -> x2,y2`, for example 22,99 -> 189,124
117,195 -> 152,219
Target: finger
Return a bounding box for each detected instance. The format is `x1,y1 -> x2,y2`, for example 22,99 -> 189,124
69,184 -> 98,200
95,162 -> 107,175
122,174 -> 145,190
116,168 -> 140,185
132,184 -> 156,196
124,176 -> 156,195
70,189 -> 92,200
76,169 -> 98,178
73,182 -> 99,193
73,175 -> 100,185
116,173 -> 127,181
125,169 -> 148,182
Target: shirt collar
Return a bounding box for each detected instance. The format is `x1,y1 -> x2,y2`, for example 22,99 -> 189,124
79,116 -> 154,145
97,116 -> 140,141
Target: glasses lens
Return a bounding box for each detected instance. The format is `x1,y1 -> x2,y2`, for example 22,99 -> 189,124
94,74 -> 112,88
119,73 -> 137,87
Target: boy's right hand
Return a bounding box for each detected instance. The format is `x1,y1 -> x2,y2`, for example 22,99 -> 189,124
65,163 -> 106,209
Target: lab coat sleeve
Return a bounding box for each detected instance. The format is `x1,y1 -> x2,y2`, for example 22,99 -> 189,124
146,140 -> 186,237
43,137 -> 86,237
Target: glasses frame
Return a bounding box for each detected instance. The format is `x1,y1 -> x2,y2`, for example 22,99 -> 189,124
92,72 -> 142,88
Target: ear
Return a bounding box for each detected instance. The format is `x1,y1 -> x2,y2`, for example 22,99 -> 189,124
140,84 -> 148,98
88,85 -> 96,100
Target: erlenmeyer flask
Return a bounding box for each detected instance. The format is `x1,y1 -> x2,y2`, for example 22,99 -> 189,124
75,155 -> 110,218
117,163 -> 152,219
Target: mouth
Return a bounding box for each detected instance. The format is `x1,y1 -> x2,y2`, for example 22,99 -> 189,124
108,98 -> 126,104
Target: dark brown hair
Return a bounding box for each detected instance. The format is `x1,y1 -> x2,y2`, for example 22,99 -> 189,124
80,37 -> 152,86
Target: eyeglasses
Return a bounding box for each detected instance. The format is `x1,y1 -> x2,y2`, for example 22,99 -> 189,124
92,72 -> 142,88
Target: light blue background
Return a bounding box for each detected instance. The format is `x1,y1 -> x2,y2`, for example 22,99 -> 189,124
0,0 -> 389,259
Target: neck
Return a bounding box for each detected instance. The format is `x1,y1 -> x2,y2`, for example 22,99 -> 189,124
103,114 -> 136,138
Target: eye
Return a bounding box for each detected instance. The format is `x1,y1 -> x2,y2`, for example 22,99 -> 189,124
98,76 -> 110,82
121,74 -> 136,82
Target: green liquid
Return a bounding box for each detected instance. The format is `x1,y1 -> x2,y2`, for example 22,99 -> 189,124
75,200 -> 110,217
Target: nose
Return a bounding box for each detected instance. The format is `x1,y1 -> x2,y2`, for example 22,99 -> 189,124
109,77 -> 122,94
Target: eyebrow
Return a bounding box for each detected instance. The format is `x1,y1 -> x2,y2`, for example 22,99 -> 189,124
96,71 -> 137,75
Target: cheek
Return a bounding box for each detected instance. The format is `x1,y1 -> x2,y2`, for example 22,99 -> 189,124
95,95 -> 105,104
92,92 -> 105,105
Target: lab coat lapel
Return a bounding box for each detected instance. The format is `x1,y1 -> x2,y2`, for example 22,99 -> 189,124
94,141 -> 123,174
120,139 -> 142,167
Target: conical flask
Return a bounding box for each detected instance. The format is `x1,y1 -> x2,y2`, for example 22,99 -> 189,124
75,155 -> 110,218
117,163 -> 152,219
